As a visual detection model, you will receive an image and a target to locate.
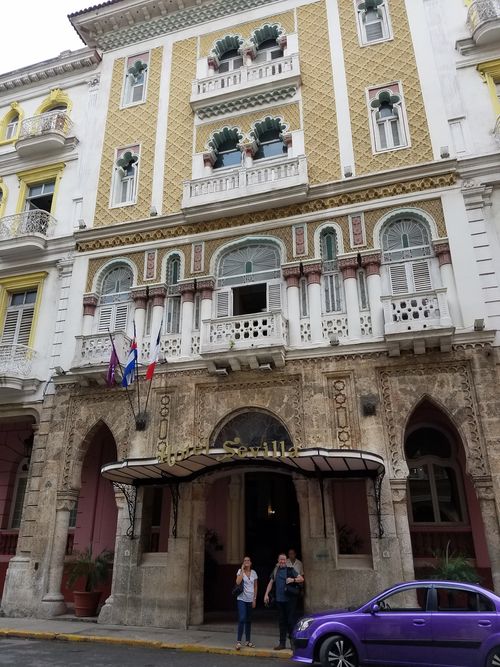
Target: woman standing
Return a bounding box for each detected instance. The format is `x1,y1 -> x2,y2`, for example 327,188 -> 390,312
235,556 -> 258,650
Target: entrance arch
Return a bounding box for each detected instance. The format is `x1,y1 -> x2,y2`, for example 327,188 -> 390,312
404,400 -> 492,586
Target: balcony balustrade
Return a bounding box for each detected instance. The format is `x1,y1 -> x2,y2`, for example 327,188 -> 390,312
467,0 -> 500,45
0,210 -> 57,242
72,330 -> 131,369
0,344 -> 37,378
16,111 -> 76,158
182,154 -> 308,214
191,53 -> 301,115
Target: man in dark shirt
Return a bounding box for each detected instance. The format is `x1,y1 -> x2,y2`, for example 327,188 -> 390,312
264,552 -> 304,650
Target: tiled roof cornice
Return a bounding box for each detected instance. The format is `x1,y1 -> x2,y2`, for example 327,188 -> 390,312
69,0 -> 283,51
0,49 -> 101,93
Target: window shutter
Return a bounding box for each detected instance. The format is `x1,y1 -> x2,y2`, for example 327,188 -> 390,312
166,297 -> 181,334
97,306 -> 113,333
365,19 -> 383,41
411,261 -> 432,292
114,304 -> 129,331
1,310 -> 20,346
267,282 -> 282,311
389,264 -> 409,295
17,308 -> 34,346
215,290 -> 230,318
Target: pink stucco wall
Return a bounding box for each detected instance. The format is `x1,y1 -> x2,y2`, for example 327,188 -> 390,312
333,480 -> 372,555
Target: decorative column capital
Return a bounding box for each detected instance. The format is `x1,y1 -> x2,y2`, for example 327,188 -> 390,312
361,252 -> 382,276
179,281 -> 196,303
277,33 -> 288,50
433,241 -> 452,267
237,138 -> 257,157
282,264 -> 301,288
389,478 -> 408,504
82,292 -> 98,316
207,54 -> 219,71
303,262 -> 322,285
338,257 -> 358,280
203,150 -> 216,168
130,287 -> 148,309
197,277 -> 216,299
149,285 -> 167,307
472,476 -> 495,501
56,490 -> 79,512
239,40 -> 257,60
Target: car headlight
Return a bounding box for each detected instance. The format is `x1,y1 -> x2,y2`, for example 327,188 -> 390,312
296,617 -> 314,631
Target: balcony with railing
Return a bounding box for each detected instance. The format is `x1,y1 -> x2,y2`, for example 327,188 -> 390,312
382,288 -> 454,355
15,111 -> 77,158
72,330 -> 131,370
191,53 -> 301,117
182,154 -> 308,218
0,210 -> 57,254
467,0 -> 500,46
200,312 -> 287,372
0,344 -> 39,393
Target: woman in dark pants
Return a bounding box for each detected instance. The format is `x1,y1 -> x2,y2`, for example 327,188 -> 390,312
235,556 -> 258,650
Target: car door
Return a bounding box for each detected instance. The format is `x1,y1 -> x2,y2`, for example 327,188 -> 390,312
431,585 -> 498,667
362,585 -> 433,666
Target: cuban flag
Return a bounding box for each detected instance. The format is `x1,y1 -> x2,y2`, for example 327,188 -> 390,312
146,324 -> 162,381
121,325 -> 138,388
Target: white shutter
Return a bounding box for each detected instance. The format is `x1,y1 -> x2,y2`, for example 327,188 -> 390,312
215,290 -> 231,318
389,264 -> 409,295
411,261 -> 432,293
1,310 -> 20,345
166,297 -> 181,334
365,19 -> 383,41
97,306 -> 113,333
114,303 -> 129,331
267,282 -> 282,311
17,308 -> 34,346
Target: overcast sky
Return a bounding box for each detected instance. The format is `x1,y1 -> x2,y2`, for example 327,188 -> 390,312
2,1 -> 96,76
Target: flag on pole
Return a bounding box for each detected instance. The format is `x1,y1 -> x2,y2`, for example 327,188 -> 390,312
121,324 -> 138,388
146,324 -> 162,381
106,338 -> 120,387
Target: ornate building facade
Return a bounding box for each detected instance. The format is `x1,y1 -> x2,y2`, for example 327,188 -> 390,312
1,0 -> 500,629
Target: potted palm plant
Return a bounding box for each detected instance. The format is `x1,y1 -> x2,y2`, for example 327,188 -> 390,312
66,547 -> 114,617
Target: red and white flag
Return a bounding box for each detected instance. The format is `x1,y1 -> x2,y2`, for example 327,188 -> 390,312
146,324 -> 162,380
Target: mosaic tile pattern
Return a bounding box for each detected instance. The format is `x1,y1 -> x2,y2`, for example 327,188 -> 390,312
338,0 -> 433,174
94,48 -> 163,227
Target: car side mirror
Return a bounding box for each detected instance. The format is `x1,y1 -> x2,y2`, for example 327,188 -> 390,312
370,603 -> 380,615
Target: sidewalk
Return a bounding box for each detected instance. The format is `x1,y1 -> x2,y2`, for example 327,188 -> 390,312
0,615 -> 293,659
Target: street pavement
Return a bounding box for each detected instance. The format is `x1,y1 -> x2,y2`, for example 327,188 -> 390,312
0,637 -> 292,666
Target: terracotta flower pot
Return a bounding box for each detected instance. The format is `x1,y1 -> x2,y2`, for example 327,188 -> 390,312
73,590 -> 102,617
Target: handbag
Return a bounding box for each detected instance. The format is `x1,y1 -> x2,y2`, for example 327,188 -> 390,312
232,578 -> 244,598
284,582 -> 301,597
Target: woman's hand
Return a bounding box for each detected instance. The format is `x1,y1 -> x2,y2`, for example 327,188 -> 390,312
252,600 -> 256,609
264,594 -> 269,605
286,577 -> 295,584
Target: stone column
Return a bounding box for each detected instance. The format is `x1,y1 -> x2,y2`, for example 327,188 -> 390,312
130,288 -> 148,351
303,262 -> 323,345
434,241 -> 463,328
474,477 -> 500,593
188,480 -> 209,626
361,252 -> 384,338
197,278 -> 215,351
148,285 -> 166,350
390,479 -> 415,583
40,490 -> 78,617
283,265 -> 302,347
227,474 -> 245,564
179,282 -> 195,357
339,257 -> 362,340
82,293 -> 98,335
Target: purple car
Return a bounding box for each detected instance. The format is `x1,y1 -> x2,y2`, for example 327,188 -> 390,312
292,580 -> 500,667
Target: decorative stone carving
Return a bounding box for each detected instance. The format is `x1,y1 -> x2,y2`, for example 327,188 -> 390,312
361,252 -> 382,276
131,287 -> 148,309
283,264 -> 301,288
327,375 -> 359,449
156,393 -> 173,462
148,285 -> 167,307
144,250 -> 157,281
179,281 -> 195,302
82,293 -> 98,316
303,262 -> 322,285
433,241 -> 452,267
338,257 -> 358,280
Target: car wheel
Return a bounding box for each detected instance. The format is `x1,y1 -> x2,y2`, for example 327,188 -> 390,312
319,634 -> 358,667
486,647 -> 500,667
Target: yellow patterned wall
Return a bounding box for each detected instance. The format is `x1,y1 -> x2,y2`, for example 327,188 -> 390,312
338,0 -> 433,174
298,1 -> 340,184
163,38 -> 197,214
85,198 -> 445,289
195,103 -> 301,152
94,47 -> 163,227
199,12 -> 295,57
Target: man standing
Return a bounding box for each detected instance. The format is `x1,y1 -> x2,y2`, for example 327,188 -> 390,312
264,553 -> 304,650
286,548 -> 304,576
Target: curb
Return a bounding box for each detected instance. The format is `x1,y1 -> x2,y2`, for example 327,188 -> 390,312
0,629 -> 293,659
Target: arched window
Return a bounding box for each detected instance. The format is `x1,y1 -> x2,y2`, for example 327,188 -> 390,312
215,243 -> 282,317
218,48 -> 244,74
123,54 -> 149,105
251,118 -> 287,160
251,24 -> 285,62
166,254 -> 181,334
356,0 -> 390,44
370,88 -> 407,151
5,112 -> 19,141
320,228 -> 343,313
381,217 -> 433,295
406,427 -> 466,524
210,128 -> 242,170
97,265 -> 133,333
113,147 -> 139,205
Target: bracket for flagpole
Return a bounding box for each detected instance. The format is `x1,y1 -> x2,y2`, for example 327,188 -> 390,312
135,411 -> 147,431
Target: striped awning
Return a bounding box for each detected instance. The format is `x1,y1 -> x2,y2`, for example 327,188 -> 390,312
101,447 -> 385,485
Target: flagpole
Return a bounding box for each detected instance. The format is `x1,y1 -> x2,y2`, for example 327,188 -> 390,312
133,321 -> 144,427
143,319 -> 163,418
107,330 -> 137,423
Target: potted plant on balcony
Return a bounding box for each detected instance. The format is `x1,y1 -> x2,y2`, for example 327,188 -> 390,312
66,547 -> 113,617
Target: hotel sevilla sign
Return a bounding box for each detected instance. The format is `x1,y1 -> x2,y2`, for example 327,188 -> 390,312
157,438 -> 299,467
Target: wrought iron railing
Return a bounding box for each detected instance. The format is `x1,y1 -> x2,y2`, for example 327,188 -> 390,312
18,111 -> 73,140
0,210 -> 57,240
0,344 -> 37,377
